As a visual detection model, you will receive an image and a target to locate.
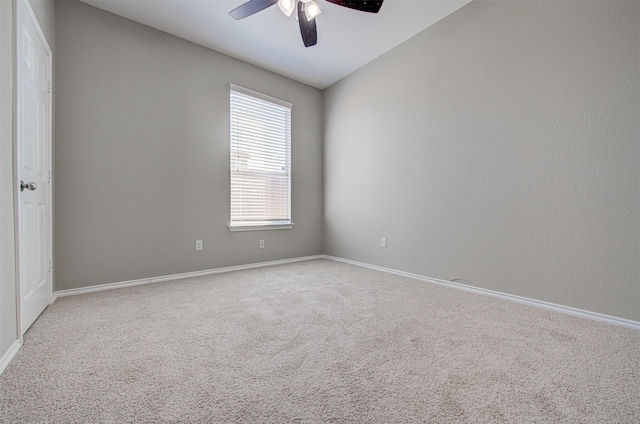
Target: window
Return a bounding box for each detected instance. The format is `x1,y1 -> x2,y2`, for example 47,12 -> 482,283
229,84 -> 294,231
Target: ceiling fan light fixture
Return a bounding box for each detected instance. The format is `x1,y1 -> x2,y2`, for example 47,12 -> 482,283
277,0 -> 296,17
304,0 -> 321,21
229,0 -> 384,48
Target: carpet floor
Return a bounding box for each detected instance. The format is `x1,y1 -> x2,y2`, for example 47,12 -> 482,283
1,259 -> 639,423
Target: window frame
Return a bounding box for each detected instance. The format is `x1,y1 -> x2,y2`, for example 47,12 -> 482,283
228,84 -> 294,232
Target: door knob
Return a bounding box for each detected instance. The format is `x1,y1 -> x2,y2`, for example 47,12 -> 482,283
20,181 -> 37,191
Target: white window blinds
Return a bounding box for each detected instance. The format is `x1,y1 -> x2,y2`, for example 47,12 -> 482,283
229,84 -> 292,228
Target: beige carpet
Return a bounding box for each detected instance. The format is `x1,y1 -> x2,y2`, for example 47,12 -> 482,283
1,259 -> 639,423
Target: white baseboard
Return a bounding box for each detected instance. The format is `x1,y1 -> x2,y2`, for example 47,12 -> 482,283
0,340 -> 21,376
54,255 -> 324,300
324,255 -> 640,331
52,253 -> 639,331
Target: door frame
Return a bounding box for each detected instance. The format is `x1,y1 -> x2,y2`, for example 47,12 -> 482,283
14,0 -> 53,338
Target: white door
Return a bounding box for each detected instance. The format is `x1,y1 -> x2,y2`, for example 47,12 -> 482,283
17,0 -> 52,334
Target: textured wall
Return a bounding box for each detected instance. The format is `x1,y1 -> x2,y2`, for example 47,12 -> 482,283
324,1 -> 640,321
28,0 -> 54,49
0,0 -> 17,358
55,1 -> 323,290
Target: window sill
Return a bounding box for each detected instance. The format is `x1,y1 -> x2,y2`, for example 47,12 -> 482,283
228,223 -> 295,232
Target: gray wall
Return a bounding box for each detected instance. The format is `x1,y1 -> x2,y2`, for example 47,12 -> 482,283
1,0 -> 55,364
29,0 -> 55,49
324,1 -> 640,321
55,1 -> 323,291
0,0 -> 17,359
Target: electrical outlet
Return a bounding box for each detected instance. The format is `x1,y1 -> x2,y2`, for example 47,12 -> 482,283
195,240 -> 203,251
381,238 -> 387,248
259,240 -> 265,249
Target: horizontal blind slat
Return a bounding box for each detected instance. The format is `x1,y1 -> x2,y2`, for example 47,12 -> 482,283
230,86 -> 291,224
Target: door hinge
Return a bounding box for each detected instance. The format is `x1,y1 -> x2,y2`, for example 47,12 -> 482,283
48,170 -> 51,183
48,260 -> 52,273
46,80 -> 51,93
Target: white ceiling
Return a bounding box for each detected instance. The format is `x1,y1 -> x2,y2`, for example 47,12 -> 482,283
79,0 -> 472,89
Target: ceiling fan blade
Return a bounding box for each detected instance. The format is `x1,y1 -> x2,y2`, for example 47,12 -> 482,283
298,2 -> 317,48
325,0 -> 383,13
229,0 -> 279,20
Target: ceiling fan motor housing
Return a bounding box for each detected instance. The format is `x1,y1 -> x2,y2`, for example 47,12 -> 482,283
229,0 -> 384,47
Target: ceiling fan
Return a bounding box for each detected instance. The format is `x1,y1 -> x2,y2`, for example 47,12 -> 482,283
229,0 -> 384,48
